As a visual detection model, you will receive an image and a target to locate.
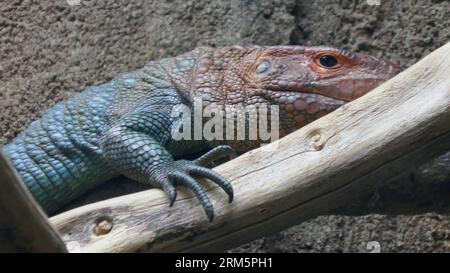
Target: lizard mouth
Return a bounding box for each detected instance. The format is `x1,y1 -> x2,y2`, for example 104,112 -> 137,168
264,78 -> 388,102
311,78 -> 387,102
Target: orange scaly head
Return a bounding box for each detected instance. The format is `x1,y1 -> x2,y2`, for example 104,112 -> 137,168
244,46 -> 400,102
170,45 -> 400,148
208,46 -> 400,137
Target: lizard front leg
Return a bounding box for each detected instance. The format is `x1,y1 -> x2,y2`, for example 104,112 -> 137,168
99,110 -> 234,221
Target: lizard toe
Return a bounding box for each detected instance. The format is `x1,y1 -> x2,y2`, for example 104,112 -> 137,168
193,145 -> 236,167
169,171 -> 214,222
188,166 -> 233,203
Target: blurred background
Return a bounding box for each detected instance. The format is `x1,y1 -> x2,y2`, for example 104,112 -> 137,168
1,0 -> 450,252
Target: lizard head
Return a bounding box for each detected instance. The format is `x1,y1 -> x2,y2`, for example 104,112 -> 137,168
242,46 -> 400,101
218,45 -> 401,137
173,46 -> 400,148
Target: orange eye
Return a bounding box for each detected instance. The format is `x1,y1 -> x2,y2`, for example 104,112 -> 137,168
315,53 -> 343,69
319,55 -> 339,67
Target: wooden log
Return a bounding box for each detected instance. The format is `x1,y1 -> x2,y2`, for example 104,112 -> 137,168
0,149 -> 67,253
50,42 -> 450,253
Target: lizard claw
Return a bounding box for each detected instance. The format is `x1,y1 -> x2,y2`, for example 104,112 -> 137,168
155,146 -> 235,221
169,171 -> 215,221
161,182 -> 177,207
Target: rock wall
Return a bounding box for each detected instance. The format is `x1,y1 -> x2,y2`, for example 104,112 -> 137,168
0,0 -> 295,142
1,0 -> 449,252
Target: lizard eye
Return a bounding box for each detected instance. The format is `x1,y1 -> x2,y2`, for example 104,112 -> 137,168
256,60 -> 271,74
318,54 -> 340,68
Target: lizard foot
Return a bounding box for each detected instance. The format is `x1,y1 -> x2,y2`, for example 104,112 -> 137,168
156,145 -> 235,222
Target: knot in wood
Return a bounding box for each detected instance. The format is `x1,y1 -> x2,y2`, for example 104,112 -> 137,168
94,218 -> 113,236
310,132 -> 325,151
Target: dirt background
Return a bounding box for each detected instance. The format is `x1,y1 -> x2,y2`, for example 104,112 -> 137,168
1,0 -> 450,252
